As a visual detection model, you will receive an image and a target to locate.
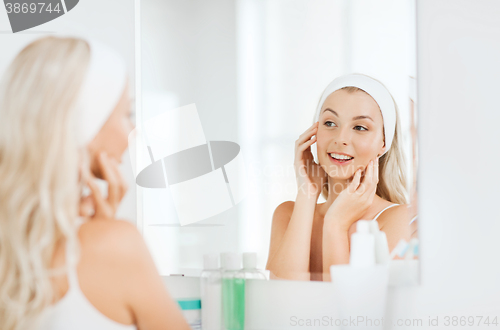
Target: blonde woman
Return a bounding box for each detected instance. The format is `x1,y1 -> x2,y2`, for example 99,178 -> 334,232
0,37 -> 190,330
266,74 -> 412,281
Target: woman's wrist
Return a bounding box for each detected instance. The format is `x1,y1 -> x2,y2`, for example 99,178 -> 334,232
296,189 -> 319,204
323,215 -> 351,233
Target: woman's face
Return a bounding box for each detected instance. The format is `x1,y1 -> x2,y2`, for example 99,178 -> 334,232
87,84 -> 134,178
317,89 -> 386,180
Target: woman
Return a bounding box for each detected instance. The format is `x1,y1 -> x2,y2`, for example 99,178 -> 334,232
0,37 -> 190,330
266,74 -> 413,281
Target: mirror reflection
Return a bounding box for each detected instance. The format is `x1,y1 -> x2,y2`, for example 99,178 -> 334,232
141,0 -> 418,283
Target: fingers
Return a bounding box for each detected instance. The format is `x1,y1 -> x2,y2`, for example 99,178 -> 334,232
295,123 -> 319,166
295,122 -> 319,146
348,169 -> 362,193
358,158 -> 378,195
85,173 -> 105,213
97,152 -> 119,207
79,195 -> 95,217
97,152 -> 128,208
298,135 -> 316,152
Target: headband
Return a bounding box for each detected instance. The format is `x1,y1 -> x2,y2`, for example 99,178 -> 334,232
313,74 -> 396,156
75,39 -> 127,146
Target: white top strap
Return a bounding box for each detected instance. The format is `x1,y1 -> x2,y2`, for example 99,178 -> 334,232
372,204 -> 399,221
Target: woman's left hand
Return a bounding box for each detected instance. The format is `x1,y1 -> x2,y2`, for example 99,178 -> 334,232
324,157 -> 379,231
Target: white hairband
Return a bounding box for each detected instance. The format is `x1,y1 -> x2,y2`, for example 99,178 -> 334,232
313,74 -> 396,156
75,39 -> 127,146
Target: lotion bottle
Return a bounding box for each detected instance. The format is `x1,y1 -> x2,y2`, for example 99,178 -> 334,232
200,254 -> 222,330
349,220 -> 375,267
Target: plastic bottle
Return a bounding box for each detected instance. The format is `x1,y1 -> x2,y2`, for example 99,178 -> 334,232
349,220 -> 375,267
221,253 -> 244,330
229,253 -> 266,330
237,253 -> 267,280
177,299 -> 202,330
369,221 -> 390,264
200,254 -> 222,330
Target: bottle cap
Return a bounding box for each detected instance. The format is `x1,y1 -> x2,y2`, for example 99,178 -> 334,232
356,220 -> 370,233
220,252 -> 229,269
243,252 -> 257,269
225,253 -> 241,271
203,254 -> 219,270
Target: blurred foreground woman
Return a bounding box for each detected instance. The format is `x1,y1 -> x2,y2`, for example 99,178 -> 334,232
0,36 -> 190,330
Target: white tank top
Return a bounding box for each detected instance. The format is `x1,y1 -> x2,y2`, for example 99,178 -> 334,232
37,229 -> 137,330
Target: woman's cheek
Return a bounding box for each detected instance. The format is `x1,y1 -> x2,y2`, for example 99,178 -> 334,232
316,129 -> 329,151
353,137 -> 380,163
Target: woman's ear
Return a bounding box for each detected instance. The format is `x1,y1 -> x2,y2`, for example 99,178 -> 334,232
378,144 -> 386,157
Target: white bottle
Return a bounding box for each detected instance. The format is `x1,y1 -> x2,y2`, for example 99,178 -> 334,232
200,254 -> 222,330
236,253 -> 266,280
349,220 -> 375,267
369,221 -> 390,264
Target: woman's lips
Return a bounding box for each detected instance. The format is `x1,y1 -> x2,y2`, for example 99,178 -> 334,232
328,154 -> 354,166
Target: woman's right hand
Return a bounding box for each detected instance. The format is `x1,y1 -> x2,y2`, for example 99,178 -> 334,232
294,121 -> 327,199
79,151 -> 128,220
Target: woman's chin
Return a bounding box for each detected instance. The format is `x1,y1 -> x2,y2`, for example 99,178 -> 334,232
325,166 -> 356,180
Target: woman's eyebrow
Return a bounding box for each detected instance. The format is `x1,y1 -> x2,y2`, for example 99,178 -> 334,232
323,108 -> 338,116
323,109 -> 373,122
352,115 -> 373,122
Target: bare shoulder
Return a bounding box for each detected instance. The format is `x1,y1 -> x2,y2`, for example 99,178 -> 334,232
77,218 -> 191,329
75,218 -> 154,325
271,201 -> 295,228
78,218 -> 144,259
273,201 -> 295,218
376,204 -> 412,250
377,204 -> 411,227
77,218 -> 153,287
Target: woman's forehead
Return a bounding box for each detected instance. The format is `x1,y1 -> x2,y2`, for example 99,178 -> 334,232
320,89 -> 382,121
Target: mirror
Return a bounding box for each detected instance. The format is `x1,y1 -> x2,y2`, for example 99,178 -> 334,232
139,0 -> 418,284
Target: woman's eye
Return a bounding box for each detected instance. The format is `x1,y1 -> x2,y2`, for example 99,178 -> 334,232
354,126 -> 367,131
324,121 -> 336,127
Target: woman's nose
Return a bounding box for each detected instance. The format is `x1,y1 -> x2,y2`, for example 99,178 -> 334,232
335,127 -> 349,146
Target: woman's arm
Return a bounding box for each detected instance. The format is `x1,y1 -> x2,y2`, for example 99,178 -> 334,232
118,222 -> 191,330
80,219 -> 191,330
322,159 -> 378,281
266,192 -> 317,280
266,121 -> 325,280
322,222 -> 350,281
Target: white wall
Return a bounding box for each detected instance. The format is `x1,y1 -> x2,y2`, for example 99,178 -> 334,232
387,0 -> 500,326
0,0 -> 137,224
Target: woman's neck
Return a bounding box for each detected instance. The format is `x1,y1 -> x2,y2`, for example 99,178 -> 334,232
316,176 -> 350,216
316,176 -> 387,218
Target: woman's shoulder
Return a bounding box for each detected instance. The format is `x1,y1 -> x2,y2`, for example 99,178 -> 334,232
376,204 -> 410,224
271,201 -> 295,227
376,204 -> 412,244
79,218 -> 143,256
76,218 -> 153,324
77,218 -> 149,280
273,201 -> 295,218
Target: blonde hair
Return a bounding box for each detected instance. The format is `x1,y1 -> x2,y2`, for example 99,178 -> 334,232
0,36 -> 91,330
318,81 -> 408,205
